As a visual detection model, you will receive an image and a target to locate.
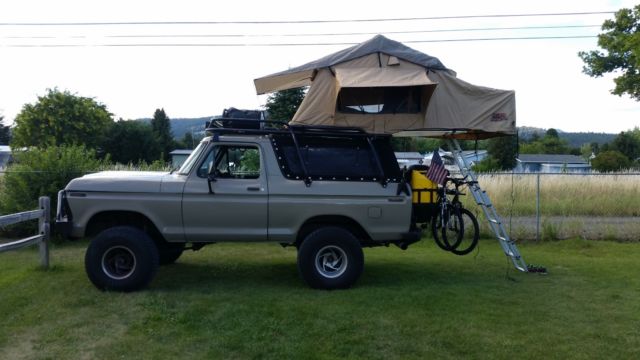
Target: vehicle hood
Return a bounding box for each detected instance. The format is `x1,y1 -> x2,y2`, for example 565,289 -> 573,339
65,171 -> 170,193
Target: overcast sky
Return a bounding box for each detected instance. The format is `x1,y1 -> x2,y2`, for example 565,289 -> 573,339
1,0 -> 638,133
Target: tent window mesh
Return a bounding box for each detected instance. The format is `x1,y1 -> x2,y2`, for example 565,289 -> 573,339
337,86 -> 422,114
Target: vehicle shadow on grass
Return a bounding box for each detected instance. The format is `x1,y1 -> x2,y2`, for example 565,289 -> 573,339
150,257 -> 509,293
152,261 -> 302,292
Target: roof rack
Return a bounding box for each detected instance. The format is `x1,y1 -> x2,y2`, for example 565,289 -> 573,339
204,118 -> 378,138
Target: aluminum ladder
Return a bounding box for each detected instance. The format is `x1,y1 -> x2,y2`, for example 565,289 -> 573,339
447,139 -> 528,272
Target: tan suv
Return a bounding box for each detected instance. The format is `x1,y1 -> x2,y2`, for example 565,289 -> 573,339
56,123 -> 420,292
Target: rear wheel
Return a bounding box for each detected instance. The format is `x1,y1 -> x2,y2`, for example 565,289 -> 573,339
85,226 -> 159,292
297,227 -> 364,290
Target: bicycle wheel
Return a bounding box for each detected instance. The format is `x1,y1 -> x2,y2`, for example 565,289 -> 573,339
431,208 -> 464,251
450,208 -> 479,256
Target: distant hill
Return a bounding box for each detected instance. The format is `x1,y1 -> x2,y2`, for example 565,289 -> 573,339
560,132 -> 617,148
169,117 -> 212,139
517,126 -> 615,148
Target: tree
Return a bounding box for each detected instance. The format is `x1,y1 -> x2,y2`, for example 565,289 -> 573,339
580,143 -> 594,160
611,130 -> 640,160
545,128 -> 559,138
265,87 -> 306,121
177,131 -> 197,150
151,108 -> 174,161
391,137 -> 412,152
487,135 -> 518,170
102,120 -> 161,164
591,150 -> 631,172
415,138 -> 445,153
520,128 -> 570,154
472,136 -> 517,171
11,89 -> 112,149
579,5 -> 640,100
0,115 -> 10,145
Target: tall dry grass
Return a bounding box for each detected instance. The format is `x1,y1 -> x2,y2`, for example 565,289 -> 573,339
461,174 -> 640,217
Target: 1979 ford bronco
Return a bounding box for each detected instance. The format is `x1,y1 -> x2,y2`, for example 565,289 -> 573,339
56,121 -> 426,291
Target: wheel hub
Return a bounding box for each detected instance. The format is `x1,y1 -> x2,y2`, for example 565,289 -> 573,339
101,245 -> 137,280
315,245 -> 348,279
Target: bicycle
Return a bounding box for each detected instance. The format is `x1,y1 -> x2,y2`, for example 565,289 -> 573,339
431,176 -> 480,256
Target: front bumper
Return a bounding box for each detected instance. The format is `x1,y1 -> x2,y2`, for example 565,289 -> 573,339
55,190 -> 73,238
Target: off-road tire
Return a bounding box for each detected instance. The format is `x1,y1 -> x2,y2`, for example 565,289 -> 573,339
85,226 -> 159,292
297,226 -> 364,290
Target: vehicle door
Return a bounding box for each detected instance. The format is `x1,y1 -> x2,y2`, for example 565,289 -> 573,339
182,142 -> 268,242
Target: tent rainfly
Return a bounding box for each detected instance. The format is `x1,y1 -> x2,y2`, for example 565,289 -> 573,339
254,35 -> 516,139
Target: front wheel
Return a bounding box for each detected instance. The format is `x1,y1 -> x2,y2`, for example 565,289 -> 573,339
449,208 -> 479,256
431,208 -> 464,251
297,227 -> 364,290
85,226 -> 159,292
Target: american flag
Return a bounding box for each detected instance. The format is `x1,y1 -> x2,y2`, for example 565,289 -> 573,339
426,151 -> 448,185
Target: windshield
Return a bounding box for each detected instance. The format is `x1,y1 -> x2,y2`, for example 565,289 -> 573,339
177,140 -> 208,175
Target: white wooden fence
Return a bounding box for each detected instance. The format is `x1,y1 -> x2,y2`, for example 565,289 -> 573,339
0,196 -> 50,268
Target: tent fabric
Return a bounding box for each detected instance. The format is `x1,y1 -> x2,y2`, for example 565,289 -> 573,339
254,35 -> 448,95
423,71 -> 516,136
254,35 -> 516,138
334,66 -> 434,88
289,53 -> 439,131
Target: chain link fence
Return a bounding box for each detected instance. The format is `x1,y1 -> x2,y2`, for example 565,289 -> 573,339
462,172 -> 640,241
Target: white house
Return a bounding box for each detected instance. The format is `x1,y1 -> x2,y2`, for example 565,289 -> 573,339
515,154 -> 590,173
169,149 -> 193,168
0,145 -> 11,169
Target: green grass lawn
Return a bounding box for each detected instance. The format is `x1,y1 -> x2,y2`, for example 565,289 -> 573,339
1,238 -> 639,359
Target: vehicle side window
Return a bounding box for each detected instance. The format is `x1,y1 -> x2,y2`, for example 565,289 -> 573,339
197,145 -> 260,179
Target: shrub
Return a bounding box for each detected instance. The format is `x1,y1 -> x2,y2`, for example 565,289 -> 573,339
102,120 -> 161,164
591,150 -> 631,172
0,146 -> 106,237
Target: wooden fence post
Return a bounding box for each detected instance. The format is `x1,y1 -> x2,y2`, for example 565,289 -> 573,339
38,196 -> 50,269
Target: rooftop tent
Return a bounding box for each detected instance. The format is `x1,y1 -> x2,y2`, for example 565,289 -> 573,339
254,35 -> 516,139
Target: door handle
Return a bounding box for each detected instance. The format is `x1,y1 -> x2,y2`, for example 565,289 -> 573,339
387,197 -> 404,202
247,186 -> 261,191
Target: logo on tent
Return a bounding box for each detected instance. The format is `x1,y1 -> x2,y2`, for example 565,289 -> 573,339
491,112 -> 508,122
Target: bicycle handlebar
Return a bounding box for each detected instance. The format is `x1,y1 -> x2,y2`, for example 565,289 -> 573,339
446,176 -> 477,187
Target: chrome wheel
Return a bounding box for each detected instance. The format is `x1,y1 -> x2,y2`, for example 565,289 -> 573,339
101,246 -> 137,280
314,245 -> 348,279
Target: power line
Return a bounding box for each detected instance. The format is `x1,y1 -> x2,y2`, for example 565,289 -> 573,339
109,25 -> 604,38
1,35 -> 598,48
1,24 -> 601,40
0,11 -> 614,26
